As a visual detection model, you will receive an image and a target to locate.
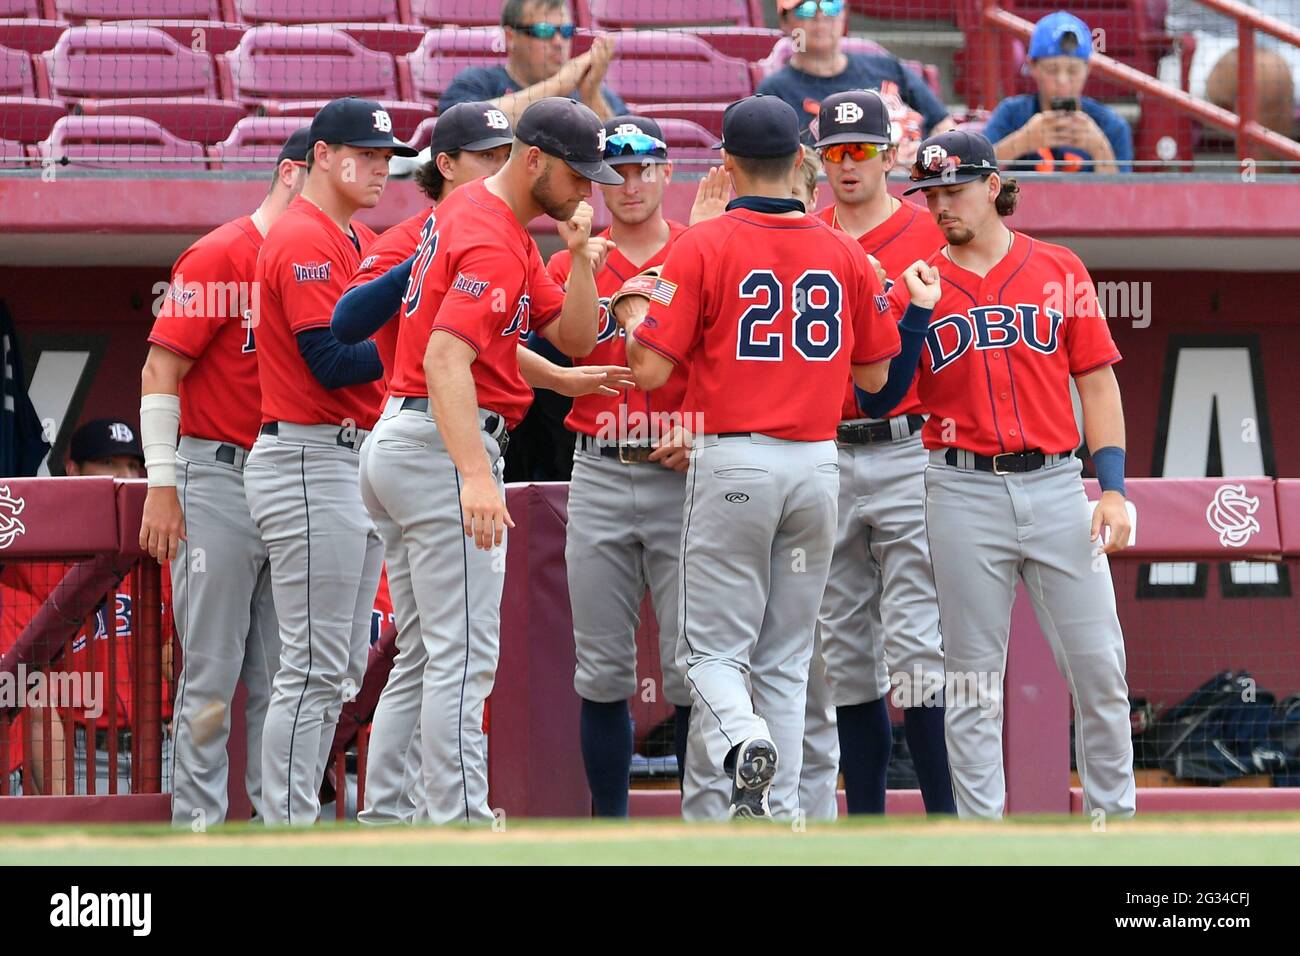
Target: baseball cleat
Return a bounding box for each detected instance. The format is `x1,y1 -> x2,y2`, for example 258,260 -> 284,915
728,736 -> 778,819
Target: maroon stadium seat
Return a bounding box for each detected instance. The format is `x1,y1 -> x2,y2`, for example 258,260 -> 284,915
42,25 -> 219,101
0,95 -> 65,144
123,19 -> 247,56
635,102 -> 728,139
400,27 -> 505,107
847,0 -> 956,21
331,22 -> 425,56
0,43 -> 35,97
654,116 -> 717,163
409,0 -> 572,28
0,1 -> 48,17
208,114 -> 305,168
0,19 -> 66,56
605,31 -> 751,105
54,0 -> 230,22
588,0 -> 762,30
691,26 -> 781,63
234,0 -> 400,25
38,114 -> 206,169
79,96 -> 247,145
0,135 -> 30,166
222,25 -> 398,106
261,98 -> 431,140
407,113 -> 436,153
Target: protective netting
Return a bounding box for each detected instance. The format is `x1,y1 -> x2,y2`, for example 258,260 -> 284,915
0,1 -> 1297,174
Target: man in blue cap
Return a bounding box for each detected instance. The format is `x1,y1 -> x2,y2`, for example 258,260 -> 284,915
983,11 -> 1133,174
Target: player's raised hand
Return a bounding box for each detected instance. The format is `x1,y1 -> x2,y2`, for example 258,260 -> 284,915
140,486 -> 186,565
866,253 -> 887,288
553,364 -> 635,398
461,473 -> 514,551
559,200 -> 595,253
901,260 -> 941,309
649,424 -> 692,472
689,167 -> 730,225
1090,491 -> 1131,554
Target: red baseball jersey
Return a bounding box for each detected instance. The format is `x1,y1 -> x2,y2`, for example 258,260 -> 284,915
254,198 -> 382,429
888,233 -> 1121,456
391,180 -> 567,429
149,216 -> 265,450
345,206 -> 432,390
633,210 -> 899,442
546,222 -> 689,439
820,199 -> 945,420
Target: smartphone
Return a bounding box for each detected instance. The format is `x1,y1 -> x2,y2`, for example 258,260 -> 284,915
1050,97 -> 1080,112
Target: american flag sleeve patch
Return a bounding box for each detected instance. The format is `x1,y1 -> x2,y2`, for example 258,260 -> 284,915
649,278 -> 677,306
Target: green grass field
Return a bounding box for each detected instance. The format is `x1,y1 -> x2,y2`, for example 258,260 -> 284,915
2,815 -> 1298,865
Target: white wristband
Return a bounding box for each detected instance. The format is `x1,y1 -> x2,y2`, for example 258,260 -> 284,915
140,393 -> 181,488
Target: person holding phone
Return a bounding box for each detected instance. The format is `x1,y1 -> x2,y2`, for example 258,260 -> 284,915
983,12 -> 1133,174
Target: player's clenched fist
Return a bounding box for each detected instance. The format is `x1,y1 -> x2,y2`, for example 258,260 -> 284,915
1091,491 -> 1131,554
461,473 -> 514,551
901,259 -> 941,309
584,236 -> 616,274
559,200 -> 595,253
139,486 -> 186,564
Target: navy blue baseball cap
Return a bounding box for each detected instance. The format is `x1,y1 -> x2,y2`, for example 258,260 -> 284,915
814,90 -> 892,148
276,127 -> 312,165
309,97 -> 418,157
430,102 -> 514,156
516,97 -> 622,185
715,94 -> 801,158
604,115 -> 669,166
1029,11 -> 1092,61
70,419 -> 143,464
903,129 -> 998,194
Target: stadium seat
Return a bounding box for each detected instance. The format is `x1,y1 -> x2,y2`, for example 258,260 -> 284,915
261,98 -> 431,140
0,95 -> 65,145
655,116 -> 717,163
208,114 -> 305,168
0,43 -> 35,98
38,113 -> 206,169
0,19 -> 66,56
41,25 -> 219,101
635,102 -> 728,139
0,135 -> 29,167
848,0 -> 957,21
79,96 -> 247,146
222,25 -> 399,107
54,0 -> 230,22
587,0 -> 763,30
407,113 -> 436,152
331,22 -> 425,57
122,19 -> 248,56
605,31 -> 752,105
691,26 -> 781,64
410,0 -> 571,28
0,1 -> 47,18
234,0 -> 401,25
399,27 -> 505,107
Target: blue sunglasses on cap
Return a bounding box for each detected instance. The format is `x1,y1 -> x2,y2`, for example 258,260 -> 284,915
604,131 -> 669,160
787,0 -> 844,19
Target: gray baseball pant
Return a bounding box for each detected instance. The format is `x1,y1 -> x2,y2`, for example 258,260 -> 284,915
244,423 -> 384,825
170,437 -> 279,826
923,451 -> 1135,819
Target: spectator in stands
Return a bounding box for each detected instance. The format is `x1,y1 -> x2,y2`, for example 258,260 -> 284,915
63,418 -> 145,479
757,0 -> 954,141
1162,0 -> 1299,155
983,12 -> 1133,174
439,0 -> 627,123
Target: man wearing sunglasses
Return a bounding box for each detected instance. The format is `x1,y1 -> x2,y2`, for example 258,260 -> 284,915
140,127 -> 310,826
542,115 -> 697,818
440,0 -> 626,125
812,90 -> 956,818
758,0 -> 953,144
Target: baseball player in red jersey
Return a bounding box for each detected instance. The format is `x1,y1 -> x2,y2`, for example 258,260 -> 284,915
622,95 -> 901,818
812,90 -> 956,816
544,114 -> 702,818
244,98 -> 416,825
361,97 -> 613,824
139,128 -> 309,825
860,130 -> 1135,819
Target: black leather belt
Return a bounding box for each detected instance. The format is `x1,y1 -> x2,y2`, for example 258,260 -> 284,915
838,414 -> 925,446
399,397 -> 509,455
582,436 -> 655,464
215,444 -> 239,465
719,432 -> 754,439
260,422 -> 277,436
946,448 -> 1061,474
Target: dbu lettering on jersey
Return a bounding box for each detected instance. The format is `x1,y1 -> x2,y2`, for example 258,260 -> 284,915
292,261 -> 332,283
927,305 -> 1066,373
